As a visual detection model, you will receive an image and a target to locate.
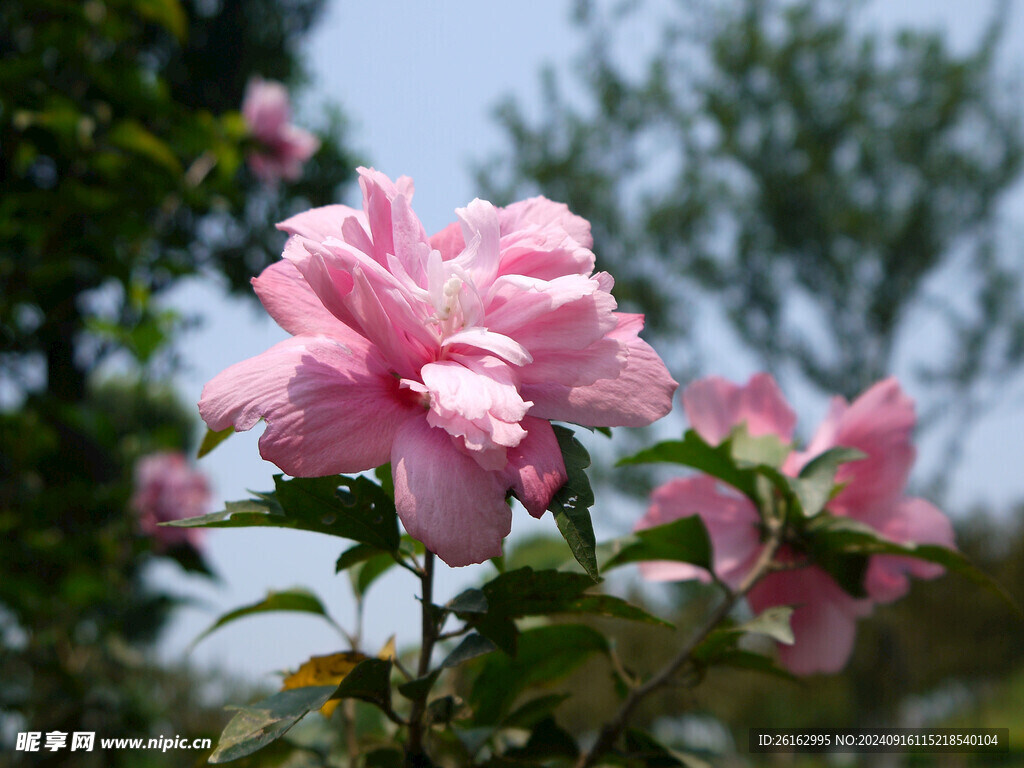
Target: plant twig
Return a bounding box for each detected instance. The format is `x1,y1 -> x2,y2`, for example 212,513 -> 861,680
575,522 -> 784,768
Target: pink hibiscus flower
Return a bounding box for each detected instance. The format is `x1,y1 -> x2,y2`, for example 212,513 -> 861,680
132,451 -> 211,550
242,77 -> 320,184
200,168 -> 677,566
637,374 -> 954,675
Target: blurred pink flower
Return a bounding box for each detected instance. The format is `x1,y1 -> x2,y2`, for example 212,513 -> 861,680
131,451 -> 210,550
242,77 -> 320,184
200,168 -> 677,566
637,374 -> 954,675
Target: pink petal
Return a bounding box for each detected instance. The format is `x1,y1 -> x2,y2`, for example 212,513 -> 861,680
199,336 -> 418,477
451,199 -> 502,291
523,314 -> 677,428
429,221 -> 464,261
748,567 -> 872,675
864,497 -> 955,603
391,417 -> 512,567
682,373 -> 797,446
636,475 -> 762,589
484,274 -> 602,336
792,378 -> 916,515
278,205 -> 365,243
503,417 -> 568,518
252,260 -> 357,338
442,327 -> 533,366
496,196 -> 596,278
418,359 -> 530,466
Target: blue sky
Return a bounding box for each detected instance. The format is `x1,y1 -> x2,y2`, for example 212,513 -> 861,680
159,0 -> 1024,684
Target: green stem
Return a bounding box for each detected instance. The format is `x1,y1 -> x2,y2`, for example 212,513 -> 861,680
405,552 -> 437,765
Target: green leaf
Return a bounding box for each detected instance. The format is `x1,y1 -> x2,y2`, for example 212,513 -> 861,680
170,475 -> 400,550
603,515 -> 712,573
697,606 -> 795,662
565,595 -> 673,627
275,475 -> 399,550
443,633 -> 498,668
793,446 -> 865,517
193,589 -> 336,646
351,552 -> 396,597
397,670 -> 440,702
335,542 -> 386,573
548,425 -> 599,580
504,716 -> 579,759
447,588 -> 488,614
730,425 -> 791,469
618,430 -> 759,501
334,658 -> 393,713
197,426 -> 234,458
468,624 -> 609,725
713,648 -> 798,682
806,514 -> 1021,611
209,685 -> 337,763
624,729 -> 713,768
738,605 -> 795,645
500,694 -> 571,730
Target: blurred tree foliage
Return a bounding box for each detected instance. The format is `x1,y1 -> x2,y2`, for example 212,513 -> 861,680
480,0 -> 1024,431
0,0 -> 358,762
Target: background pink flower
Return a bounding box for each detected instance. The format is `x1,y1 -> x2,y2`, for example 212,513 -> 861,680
636,374 -> 955,674
242,77 -> 320,184
200,168 -> 677,566
132,451 -> 210,551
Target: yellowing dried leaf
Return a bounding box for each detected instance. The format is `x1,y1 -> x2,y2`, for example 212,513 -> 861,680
281,651 -> 368,718
377,635 -> 396,661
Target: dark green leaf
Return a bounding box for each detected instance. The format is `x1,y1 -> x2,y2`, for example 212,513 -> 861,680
363,747 -> 404,768
275,475 -> 399,550
427,696 -> 458,724
603,516 -> 712,573
505,716 -> 578,759
197,425 -> 234,458
443,633 -> 498,668
193,589 -> 336,646
168,474 -> 399,551
468,624 -> 609,725
564,595 -> 672,627
623,729 -> 714,768
806,514 -> 1021,612
209,685 -> 336,763
334,658 -> 392,712
714,648 -> 799,682
500,694 -> 570,730
397,670 -> 440,702
549,426 -> 599,580
447,588 -> 488,614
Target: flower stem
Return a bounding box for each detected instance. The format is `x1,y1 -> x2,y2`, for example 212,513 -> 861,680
405,551 -> 437,765
575,522 -> 784,768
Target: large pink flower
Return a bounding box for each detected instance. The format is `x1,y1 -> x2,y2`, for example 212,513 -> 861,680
242,77 -> 320,184
200,168 -> 677,566
132,451 -> 211,550
637,374 -> 954,674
